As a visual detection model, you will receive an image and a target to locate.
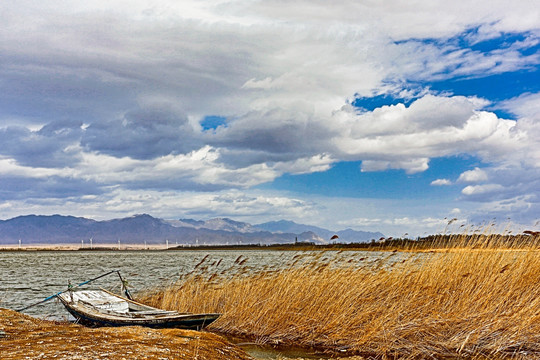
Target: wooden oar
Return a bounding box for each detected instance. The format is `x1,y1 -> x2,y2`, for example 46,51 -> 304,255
16,269 -> 123,312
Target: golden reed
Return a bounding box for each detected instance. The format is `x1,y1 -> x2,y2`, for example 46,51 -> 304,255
140,232 -> 540,359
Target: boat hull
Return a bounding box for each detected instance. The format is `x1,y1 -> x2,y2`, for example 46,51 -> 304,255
62,305 -> 219,329
57,290 -> 220,330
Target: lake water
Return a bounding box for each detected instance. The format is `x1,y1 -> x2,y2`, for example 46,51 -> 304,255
1,250 -> 309,316
0,249 -> 390,359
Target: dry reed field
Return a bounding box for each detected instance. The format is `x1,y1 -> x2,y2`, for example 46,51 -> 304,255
140,232 -> 540,359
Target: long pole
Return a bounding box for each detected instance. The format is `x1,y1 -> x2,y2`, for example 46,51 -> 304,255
16,270 -> 121,312
116,271 -> 133,300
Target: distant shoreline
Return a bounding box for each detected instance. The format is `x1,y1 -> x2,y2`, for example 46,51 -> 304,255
2,234 -> 539,252
0,243 -> 167,251
0,241 -> 375,252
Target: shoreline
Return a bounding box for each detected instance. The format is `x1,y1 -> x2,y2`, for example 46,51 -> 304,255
0,243 -> 170,251
2,234 -> 538,252
0,242 -> 356,252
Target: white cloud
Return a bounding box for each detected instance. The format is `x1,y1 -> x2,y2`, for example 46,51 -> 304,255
331,96 -> 524,174
482,195 -> 534,214
361,158 -> 430,174
462,184 -> 505,196
0,144 -> 335,193
74,147 -> 282,189
431,179 -> 452,186
344,217 -> 384,228
0,188 -> 318,225
501,92 -> 540,119
273,154 -> 334,175
0,158 -> 71,179
345,215 -> 451,237
458,168 -> 488,183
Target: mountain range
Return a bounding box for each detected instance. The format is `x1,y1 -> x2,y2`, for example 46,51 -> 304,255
0,214 -> 384,245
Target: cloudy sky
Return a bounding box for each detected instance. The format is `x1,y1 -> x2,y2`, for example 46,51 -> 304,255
1,0 -> 539,237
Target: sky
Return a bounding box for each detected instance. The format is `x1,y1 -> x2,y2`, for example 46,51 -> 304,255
1,0 -> 540,237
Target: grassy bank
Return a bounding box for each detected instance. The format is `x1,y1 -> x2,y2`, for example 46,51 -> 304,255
0,308 -> 251,360
140,233 -> 540,359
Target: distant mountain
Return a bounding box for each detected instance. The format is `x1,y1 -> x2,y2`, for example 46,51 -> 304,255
0,215 -> 97,244
166,218 -> 257,233
335,228 -> 384,243
296,231 -> 326,243
256,220 -> 331,236
256,220 -> 384,243
202,218 -> 257,233
0,214 -> 384,245
166,218 -> 205,228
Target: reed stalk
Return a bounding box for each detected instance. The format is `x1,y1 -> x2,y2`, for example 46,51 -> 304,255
140,233 -> 540,359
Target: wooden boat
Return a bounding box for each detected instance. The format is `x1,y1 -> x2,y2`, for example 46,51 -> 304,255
57,289 -> 220,329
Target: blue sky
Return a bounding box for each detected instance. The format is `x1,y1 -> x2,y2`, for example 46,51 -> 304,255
1,1 -> 539,237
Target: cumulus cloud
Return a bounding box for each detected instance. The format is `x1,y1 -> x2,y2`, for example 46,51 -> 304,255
0,120 -> 83,167
361,158 -> 430,174
461,165 -> 540,202
453,91 -> 540,224
81,105 -> 198,159
344,95 -> 481,138
0,175 -> 102,201
431,179 -> 452,186
330,95 -> 523,174
345,215 -> 451,237
210,106 -> 334,157
458,168 -> 488,183
72,147 -> 280,190
462,184 -> 505,196
0,189 -> 318,225
500,92 -> 540,120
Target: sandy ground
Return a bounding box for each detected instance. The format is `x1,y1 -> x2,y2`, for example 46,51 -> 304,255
0,308 -> 253,360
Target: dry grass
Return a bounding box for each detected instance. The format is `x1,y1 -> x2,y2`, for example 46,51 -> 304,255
0,308 -> 252,360
140,233 -> 540,359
